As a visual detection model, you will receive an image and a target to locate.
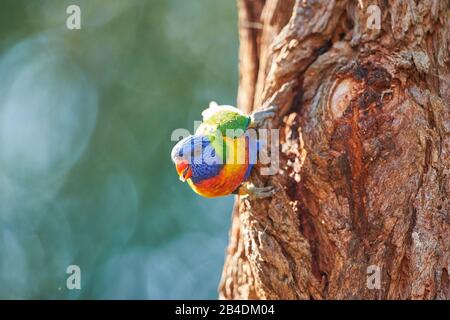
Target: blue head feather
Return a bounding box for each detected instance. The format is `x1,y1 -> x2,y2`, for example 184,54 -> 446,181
171,135 -> 222,183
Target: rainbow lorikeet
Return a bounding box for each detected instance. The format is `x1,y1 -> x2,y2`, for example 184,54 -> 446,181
171,102 -> 276,198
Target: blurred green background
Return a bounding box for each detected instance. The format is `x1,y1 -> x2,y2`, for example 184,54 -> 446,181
0,0 -> 238,299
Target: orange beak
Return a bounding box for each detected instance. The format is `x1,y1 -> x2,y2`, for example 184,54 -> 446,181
175,159 -> 192,182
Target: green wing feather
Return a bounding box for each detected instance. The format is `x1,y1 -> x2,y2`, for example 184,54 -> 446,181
195,103 -> 251,162
196,110 -> 250,136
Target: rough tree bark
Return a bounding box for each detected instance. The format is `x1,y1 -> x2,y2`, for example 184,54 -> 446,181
219,0 -> 449,299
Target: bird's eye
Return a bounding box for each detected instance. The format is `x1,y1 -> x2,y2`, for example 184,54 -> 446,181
193,148 -> 202,157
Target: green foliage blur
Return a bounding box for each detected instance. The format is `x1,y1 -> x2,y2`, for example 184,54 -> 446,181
0,0 -> 238,299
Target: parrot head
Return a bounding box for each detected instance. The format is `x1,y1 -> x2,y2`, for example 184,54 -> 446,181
171,135 -> 221,183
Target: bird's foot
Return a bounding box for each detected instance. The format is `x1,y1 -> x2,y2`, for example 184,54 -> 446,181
241,183 -> 276,199
250,105 -> 277,128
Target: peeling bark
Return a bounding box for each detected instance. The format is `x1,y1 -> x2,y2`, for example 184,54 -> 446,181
219,0 -> 449,300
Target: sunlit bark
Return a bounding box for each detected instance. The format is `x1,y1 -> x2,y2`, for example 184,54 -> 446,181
220,0 -> 449,299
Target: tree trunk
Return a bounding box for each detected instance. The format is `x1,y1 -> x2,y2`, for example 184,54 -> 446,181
219,0 -> 449,300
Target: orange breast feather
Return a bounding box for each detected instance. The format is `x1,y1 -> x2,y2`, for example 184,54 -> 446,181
187,136 -> 250,197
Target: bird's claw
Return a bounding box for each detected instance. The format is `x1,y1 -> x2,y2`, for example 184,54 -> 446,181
251,105 -> 277,128
244,183 -> 277,199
